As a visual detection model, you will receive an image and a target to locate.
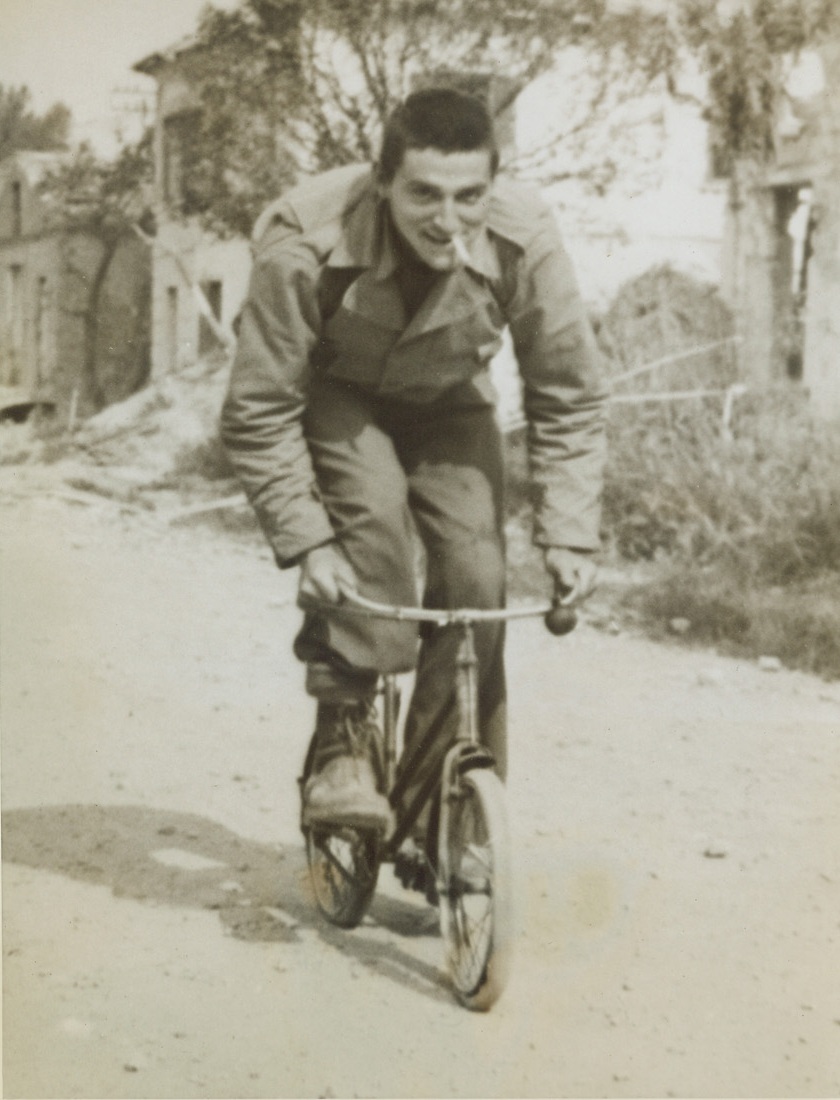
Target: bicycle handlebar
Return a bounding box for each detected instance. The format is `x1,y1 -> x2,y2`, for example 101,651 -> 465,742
303,590 -> 577,635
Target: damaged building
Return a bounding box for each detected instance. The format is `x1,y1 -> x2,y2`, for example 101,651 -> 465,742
0,151 -> 151,421
724,39 -> 840,419
132,24 -> 839,420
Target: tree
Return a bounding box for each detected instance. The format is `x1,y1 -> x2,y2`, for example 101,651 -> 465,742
0,84 -> 71,160
173,0 -> 669,236
667,0 -> 840,175
175,0 -> 840,239
38,135 -> 155,410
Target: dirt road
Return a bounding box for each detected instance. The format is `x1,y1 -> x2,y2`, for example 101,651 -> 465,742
2,466 -> 839,1098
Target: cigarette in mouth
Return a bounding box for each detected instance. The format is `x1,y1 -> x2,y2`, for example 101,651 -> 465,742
451,235 -> 471,265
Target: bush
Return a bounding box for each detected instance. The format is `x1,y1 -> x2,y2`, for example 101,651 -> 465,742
603,388 -> 840,678
604,389 -> 840,578
627,568 -> 840,680
597,264 -> 736,393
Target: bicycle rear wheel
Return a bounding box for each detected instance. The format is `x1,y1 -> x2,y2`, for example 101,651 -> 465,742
305,826 -> 381,929
438,767 -> 513,1010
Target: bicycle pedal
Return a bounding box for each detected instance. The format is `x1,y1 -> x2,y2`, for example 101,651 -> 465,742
394,850 -> 424,889
394,847 -> 439,906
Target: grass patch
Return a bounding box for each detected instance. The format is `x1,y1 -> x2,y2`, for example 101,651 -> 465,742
505,387 -> 840,680
622,568 -> 840,680
602,388 -> 840,678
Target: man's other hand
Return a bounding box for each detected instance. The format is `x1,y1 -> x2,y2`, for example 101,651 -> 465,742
544,547 -> 598,606
299,543 -> 358,604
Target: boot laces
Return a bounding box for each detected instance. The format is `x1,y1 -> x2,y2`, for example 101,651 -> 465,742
340,700 -> 379,759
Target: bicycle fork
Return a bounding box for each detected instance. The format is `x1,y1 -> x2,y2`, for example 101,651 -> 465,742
437,622 -> 497,899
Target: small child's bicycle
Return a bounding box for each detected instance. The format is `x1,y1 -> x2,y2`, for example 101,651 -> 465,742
299,592 -> 576,1011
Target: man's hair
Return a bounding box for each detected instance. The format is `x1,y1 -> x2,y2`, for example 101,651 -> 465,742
377,88 -> 499,183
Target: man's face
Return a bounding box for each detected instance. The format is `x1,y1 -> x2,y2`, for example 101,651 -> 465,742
378,147 -> 495,272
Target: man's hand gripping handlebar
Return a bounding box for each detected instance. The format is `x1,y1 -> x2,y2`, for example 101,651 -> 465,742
303,587 -> 579,636
297,542 -> 586,635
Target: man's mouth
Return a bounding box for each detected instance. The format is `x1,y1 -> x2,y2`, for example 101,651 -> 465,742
421,233 -> 469,262
422,232 -> 454,247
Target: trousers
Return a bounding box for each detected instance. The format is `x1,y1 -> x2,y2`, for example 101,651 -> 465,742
294,374 -> 508,809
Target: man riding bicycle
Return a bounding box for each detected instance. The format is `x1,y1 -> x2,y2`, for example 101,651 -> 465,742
221,88 -> 607,835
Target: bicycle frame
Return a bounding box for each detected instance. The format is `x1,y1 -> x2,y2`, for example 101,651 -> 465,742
300,589 -> 576,1007
379,618 -> 489,858
312,591 -> 557,861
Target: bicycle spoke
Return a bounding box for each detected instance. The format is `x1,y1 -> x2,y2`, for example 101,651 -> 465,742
457,892 -> 492,977
440,770 -> 512,1009
463,841 -> 491,874
316,835 -> 369,889
306,827 -> 380,929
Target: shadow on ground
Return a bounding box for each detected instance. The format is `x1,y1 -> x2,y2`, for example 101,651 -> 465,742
2,803 -> 449,1004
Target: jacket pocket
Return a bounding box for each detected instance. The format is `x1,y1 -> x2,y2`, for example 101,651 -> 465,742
315,306 -> 400,388
380,304 -> 504,400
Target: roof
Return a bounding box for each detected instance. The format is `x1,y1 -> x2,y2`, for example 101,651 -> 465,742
133,32 -> 202,76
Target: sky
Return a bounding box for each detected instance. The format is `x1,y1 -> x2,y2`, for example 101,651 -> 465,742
1,0 -> 240,156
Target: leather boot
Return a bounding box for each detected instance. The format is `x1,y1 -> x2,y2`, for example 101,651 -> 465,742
302,701 -> 392,831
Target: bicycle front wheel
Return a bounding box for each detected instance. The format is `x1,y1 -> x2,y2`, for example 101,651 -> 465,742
439,767 -> 513,1011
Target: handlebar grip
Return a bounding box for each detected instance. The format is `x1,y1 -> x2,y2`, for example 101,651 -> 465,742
544,604 -> 577,636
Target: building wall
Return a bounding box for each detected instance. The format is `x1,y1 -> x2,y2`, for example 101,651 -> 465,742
563,223 -> 726,311
721,41 -> 840,416
801,41 -> 840,419
0,156 -> 64,403
150,220 -> 250,377
0,154 -> 61,239
0,153 -> 151,416
0,229 -> 150,415
722,162 -> 779,388
139,37 -> 840,417
142,61 -> 253,379
516,67 -> 728,310
0,235 -> 66,399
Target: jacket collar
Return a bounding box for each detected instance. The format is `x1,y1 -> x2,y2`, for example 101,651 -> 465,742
326,177 -> 502,283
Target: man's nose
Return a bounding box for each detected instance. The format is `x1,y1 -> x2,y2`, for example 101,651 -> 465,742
434,198 -> 460,234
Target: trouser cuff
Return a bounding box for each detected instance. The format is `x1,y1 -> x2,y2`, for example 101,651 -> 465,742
305,660 -> 378,703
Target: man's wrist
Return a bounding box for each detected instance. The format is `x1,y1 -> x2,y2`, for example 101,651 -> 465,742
544,546 -> 599,602
284,537 -> 336,569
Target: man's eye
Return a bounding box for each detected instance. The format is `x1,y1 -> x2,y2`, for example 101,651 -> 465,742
458,189 -> 486,205
410,187 -> 438,201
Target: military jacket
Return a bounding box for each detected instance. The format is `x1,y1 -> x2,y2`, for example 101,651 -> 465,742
221,164 -> 607,567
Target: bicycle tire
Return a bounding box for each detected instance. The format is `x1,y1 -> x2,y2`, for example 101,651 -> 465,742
305,825 -> 381,929
438,767 -> 513,1011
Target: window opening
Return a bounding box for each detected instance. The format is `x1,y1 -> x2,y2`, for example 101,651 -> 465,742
198,279 -> 223,356
5,265 -> 25,385
12,181 -> 23,237
775,184 -> 814,382
166,286 -> 179,372
35,276 -> 49,386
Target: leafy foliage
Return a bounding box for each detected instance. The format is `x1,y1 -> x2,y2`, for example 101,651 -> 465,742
597,265 -> 736,392
39,132 -> 155,240
633,566 -> 840,679
673,0 -> 840,174
149,0 -> 840,235
603,390 -> 840,583
172,0 -> 668,235
37,135 -> 155,411
594,386 -> 840,678
0,84 -> 71,160
166,4 -> 303,236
